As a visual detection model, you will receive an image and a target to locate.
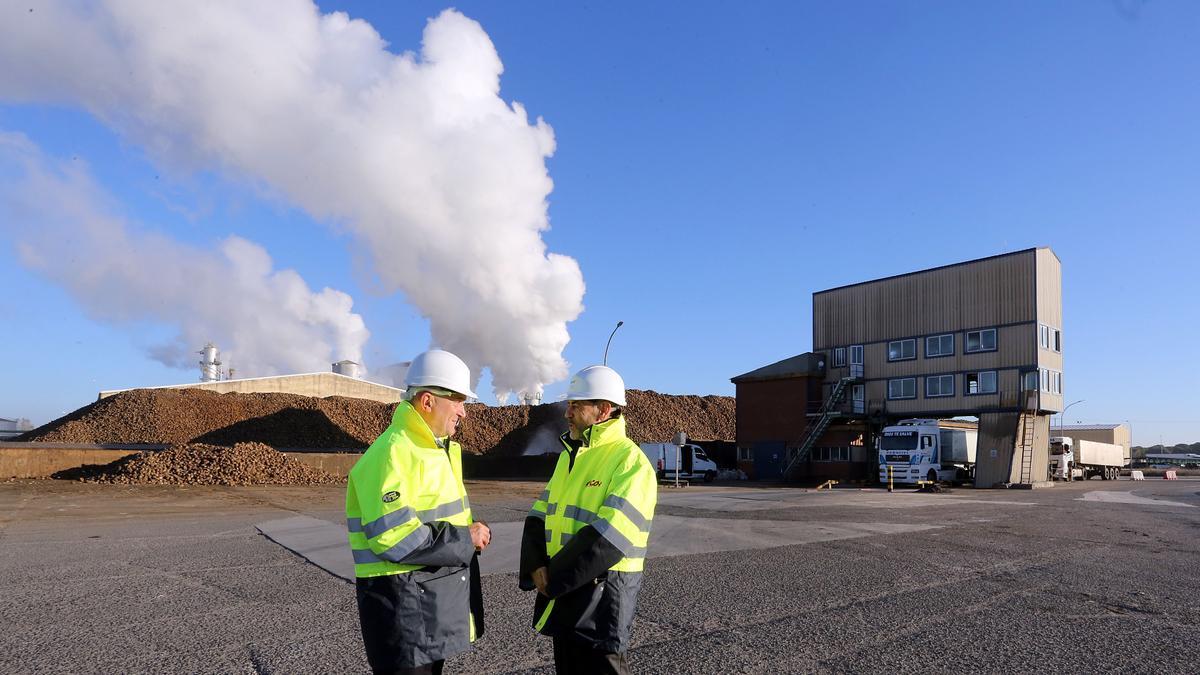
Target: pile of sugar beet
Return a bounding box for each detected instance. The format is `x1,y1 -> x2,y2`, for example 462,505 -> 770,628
22,388 -> 734,485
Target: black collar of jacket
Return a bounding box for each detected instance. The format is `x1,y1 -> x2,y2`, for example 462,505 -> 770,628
559,427 -> 591,450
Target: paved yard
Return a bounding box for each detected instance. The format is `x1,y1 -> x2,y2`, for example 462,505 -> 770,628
2,478 -> 1197,673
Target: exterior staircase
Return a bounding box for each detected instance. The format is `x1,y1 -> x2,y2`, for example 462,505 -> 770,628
782,375 -> 859,480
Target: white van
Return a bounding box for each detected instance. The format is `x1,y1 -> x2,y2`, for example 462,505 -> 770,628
640,443 -> 719,483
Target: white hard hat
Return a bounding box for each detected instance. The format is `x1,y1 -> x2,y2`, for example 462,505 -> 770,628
566,365 -> 626,406
404,350 -> 477,399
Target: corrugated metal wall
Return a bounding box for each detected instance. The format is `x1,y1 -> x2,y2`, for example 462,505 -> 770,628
975,412 -> 1051,486
814,250 -> 1037,348
813,248 -> 1066,418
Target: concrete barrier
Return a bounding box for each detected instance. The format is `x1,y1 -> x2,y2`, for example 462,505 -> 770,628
1164,470 -> 1179,480
1,444 -> 154,478
2,442 -> 555,480
1130,470 -> 1145,481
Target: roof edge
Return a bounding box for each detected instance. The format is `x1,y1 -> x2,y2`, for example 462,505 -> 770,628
813,247 -> 1044,296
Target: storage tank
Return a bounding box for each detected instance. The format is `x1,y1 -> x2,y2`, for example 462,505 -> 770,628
198,343 -> 221,382
332,360 -> 363,379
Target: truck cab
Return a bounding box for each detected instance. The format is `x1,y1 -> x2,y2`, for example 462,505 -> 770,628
878,419 -> 977,485
1049,436 -> 1079,481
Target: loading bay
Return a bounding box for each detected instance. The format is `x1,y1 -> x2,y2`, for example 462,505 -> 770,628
3,479 -> 1197,673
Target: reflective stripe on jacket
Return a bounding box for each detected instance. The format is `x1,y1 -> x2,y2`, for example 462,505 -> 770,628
346,401 -> 473,578
346,401 -> 483,668
526,416 -> 658,651
529,417 -> 657,572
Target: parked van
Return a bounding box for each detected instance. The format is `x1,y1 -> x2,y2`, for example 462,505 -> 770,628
640,443 -> 719,483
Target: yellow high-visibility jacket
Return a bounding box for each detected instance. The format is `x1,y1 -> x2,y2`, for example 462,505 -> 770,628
346,401 -> 482,669
346,401 -> 474,576
520,416 -> 657,652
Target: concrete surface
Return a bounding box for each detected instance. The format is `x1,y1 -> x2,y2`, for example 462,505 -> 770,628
2,478 -> 1199,673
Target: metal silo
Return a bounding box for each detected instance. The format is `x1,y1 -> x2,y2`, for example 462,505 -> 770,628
198,343 -> 221,382
332,360 -> 363,379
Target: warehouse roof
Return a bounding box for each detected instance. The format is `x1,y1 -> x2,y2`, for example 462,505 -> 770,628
98,371 -> 405,405
731,352 -> 826,384
1060,423 -> 1126,431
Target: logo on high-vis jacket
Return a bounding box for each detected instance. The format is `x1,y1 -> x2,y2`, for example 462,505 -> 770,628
585,479 -> 602,487
382,491 -> 401,503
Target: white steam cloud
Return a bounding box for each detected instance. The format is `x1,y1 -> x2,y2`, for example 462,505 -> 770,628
0,132 -> 369,376
0,1 -> 585,398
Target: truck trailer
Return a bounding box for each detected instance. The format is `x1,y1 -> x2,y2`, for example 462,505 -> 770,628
878,419 -> 978,485
1050,436 -> 1124,481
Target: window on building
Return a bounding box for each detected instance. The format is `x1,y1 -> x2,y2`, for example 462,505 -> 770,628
888,339 -> 916,361
965,371 -> 998,395
1039,324 -> 1063,352
833,347 -> 846,367
966,328 -> 997,353
849,345 -> 863,365
1040,368 -> 1052,392
1021,371 -> 1039,391
888,377 -> 916,399
925,374 -> 954,397
813,447 -> 850,462
1054,371 -> 1063,395
926,334 -> 954,357
738,446 -> 752,462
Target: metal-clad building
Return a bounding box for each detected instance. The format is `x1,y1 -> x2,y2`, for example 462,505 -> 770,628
1058,423 -> 1132,462
812,247 -> 1063,486
0,417 -> 34,440
815,248 -> 1063,418
98,371 -> 405,404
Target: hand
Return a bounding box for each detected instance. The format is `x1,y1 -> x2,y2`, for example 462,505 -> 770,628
532,566 -> 549,596
469,522 -> 491,551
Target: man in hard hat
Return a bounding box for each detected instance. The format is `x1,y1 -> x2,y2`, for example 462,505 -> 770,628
519,365 -> 658,674
346,349 -> 492,675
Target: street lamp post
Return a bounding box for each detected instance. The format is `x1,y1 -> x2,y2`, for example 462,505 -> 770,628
603,321 -> 624,366
1058,399 -> 1085,440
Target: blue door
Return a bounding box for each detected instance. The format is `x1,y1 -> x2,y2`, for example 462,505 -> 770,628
753,442 -> 786,480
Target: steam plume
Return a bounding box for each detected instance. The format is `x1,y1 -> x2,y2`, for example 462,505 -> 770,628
0,1 -> 584,398
0,132 -> 369,376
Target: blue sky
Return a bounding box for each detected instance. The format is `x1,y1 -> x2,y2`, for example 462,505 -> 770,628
1,1 -> 1196,445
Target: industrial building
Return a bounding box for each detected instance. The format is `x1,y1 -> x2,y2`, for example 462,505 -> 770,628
1056,423 -> 1131,461
99,369 -> 404,405
0,417 -> 34,440
734,248 -> 1064,486
731,354 -> 870,481
98,346 -> 404,404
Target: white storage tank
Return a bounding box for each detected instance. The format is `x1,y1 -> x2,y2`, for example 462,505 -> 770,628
198,343 -> 221,382
332,360 -> 363,379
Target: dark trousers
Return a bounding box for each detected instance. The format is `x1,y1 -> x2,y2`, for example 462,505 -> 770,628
393,661 -> 443,675
552,637 -> 629,675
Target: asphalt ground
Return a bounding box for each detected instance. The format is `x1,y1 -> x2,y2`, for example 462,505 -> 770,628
2,477 -> 1198,674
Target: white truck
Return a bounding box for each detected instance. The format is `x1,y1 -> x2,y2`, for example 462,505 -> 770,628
1049,436 -> 1124,481
640,443 -> 719,483
877,419 -> 978,485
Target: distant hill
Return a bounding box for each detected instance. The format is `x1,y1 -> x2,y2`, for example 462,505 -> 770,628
1131,442 -> 1200,459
